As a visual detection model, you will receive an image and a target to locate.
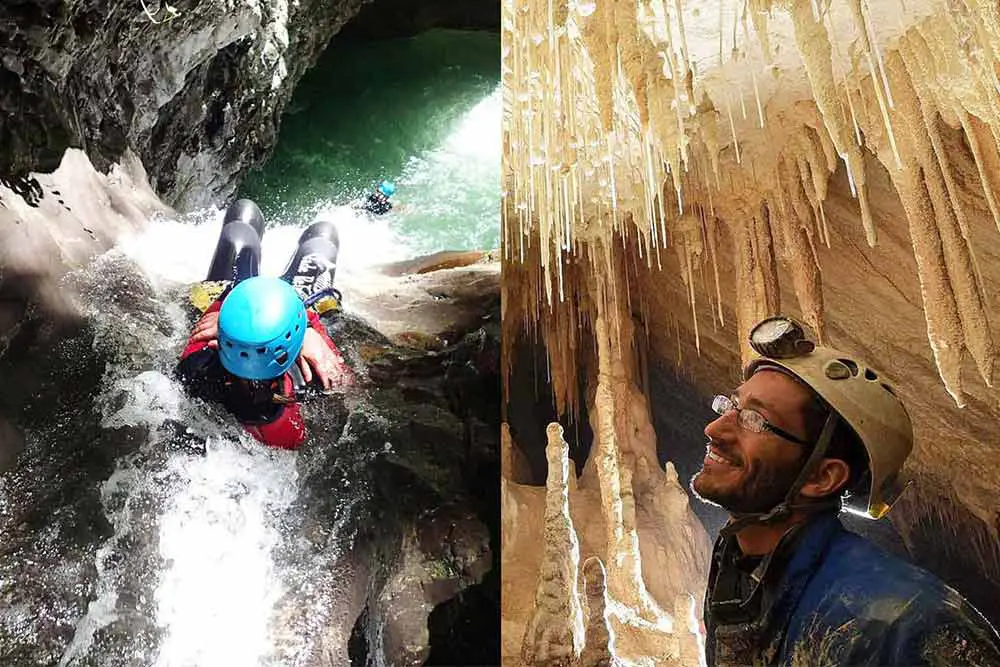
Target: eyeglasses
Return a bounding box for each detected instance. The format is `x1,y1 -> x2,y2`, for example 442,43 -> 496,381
711,394 -> 810,446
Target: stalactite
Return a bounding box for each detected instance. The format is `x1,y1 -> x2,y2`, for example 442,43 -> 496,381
871,72 -> 969,406
706,215 -> 726,326
675,213 -> 703,354
501,6 -> 1000,664
959,109 -> 1000,234
501,0 -> 1000,471
889,48 -> 996,387
751,69 -> 766,128
733,211 -> 780,363
775,158 -> 826,340
789,0 -> 877,245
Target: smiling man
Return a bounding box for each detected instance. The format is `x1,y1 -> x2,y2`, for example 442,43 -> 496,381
692,316 -> 1000,667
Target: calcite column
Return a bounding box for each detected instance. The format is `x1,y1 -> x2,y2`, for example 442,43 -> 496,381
588,313 -> 663,624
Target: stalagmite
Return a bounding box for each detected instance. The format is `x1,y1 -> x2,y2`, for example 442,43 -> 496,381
521,423 -> 586,666
580,558 -> 620,667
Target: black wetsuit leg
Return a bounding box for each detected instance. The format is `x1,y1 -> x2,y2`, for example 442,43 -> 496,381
280,220 -> 340,297
206,199 -> 266,283
362,192 -> 392,215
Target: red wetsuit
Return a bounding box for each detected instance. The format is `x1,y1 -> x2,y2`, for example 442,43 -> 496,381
177,297 -> 348,449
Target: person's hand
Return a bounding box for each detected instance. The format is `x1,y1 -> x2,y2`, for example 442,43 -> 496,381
297,328 -> 350,390
190,310 -> 220,349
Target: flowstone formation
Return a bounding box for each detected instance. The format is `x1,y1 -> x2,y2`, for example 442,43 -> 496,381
503,0 -> 1000,662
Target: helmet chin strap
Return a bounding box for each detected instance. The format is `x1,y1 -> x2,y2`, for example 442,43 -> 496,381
719,411 -> 841,540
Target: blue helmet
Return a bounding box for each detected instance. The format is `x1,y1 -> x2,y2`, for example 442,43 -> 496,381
217,277 -> 307,380
378,180 -> 396,197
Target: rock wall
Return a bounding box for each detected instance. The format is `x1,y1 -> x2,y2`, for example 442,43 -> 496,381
0,0 -> 499,212
338,0 -> 499,40
0,149 -> 170,472
1,0 -> 371,210
0,150 -> 502,660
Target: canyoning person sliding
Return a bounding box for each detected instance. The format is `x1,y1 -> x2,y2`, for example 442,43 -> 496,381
359,179 -> 396,216
691,316 -> 1000,666
177,199 -> 351,450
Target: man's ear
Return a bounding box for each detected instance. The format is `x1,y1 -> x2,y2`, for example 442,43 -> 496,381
800,458 -> 851,498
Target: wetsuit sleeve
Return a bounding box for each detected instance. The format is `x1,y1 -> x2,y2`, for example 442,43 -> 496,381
245,404 -> 308,449
306,310 -> 351,381
176,299 -> 227,402
179,299 -> 222,360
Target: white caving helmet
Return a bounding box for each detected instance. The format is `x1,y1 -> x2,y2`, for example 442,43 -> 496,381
743,316 -> 913,521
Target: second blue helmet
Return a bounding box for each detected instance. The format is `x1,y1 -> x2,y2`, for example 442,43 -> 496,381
378,180 -> 396,197
218,276 -> 307,380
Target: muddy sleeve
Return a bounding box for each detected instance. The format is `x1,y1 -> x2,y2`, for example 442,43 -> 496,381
912,609 -> 1000,666
867,595 -> 1000,666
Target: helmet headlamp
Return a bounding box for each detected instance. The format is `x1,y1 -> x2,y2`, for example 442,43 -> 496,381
749,316 -> 815,359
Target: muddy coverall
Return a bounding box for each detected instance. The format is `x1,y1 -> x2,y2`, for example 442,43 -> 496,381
704,512 -> 1000,666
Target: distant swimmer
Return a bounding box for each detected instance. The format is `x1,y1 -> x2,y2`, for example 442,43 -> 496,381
176,199 -> 351,450
360,180 -> 396,216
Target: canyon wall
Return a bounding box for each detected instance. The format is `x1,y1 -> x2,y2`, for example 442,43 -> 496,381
1,0 -> 500,211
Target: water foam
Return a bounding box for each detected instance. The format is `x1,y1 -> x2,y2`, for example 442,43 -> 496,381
119,204 -> 413,290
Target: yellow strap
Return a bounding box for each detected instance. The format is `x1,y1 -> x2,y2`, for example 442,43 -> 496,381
189,280 -> 340,315
312,295 -> 341,315
189,281 -> 228,313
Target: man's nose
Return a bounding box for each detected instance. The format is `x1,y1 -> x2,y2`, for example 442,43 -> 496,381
705,409 -> 736,442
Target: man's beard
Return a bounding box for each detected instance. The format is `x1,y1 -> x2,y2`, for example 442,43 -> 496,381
690,444 -> 807,515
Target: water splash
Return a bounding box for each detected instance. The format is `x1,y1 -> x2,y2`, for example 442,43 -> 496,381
119,204 -> 413,289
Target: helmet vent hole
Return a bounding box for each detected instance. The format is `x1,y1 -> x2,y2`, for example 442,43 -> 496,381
239,351 -> 249,358
837,359 -> 859,376
257,347 -> 266,355
226,341 -> 233,348
285,332 -> 291,340
864,368 -> 878,381
276,351 -> 289,365
295,324 -> 300,332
